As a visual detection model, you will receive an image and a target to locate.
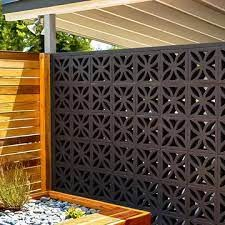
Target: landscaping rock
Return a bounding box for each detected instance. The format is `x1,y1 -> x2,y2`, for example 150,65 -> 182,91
0,198 -> 98,225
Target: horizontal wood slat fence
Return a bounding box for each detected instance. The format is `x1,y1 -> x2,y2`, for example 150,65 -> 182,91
0,51 -> 150,225
0,52 -> 50,194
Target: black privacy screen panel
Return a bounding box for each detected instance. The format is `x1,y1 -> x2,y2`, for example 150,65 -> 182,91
51,43 -> 225,225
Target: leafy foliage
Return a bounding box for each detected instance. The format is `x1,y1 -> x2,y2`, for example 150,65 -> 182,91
0,1 -> 92,52
56,32 -> 91,52
0,161 -> 30,210
66,207 -> 85,219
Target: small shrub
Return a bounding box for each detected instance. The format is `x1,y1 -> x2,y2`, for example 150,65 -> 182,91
0,161 -> 30,210
66,207 -> 85,219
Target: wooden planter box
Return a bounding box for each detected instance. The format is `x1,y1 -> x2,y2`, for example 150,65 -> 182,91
33,191 -> 151,225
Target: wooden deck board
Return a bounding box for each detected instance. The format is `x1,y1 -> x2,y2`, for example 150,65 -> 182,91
58,214 -> 125,225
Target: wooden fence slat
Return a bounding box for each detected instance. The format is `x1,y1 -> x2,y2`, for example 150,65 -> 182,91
0,78 -> 40,86
0,102 -> 39,113
22,158 -> 41,168
0,119 -> 40,129
0,94 -> 40,103
0,60 -> 40,69
0,126 -> 40,139
0,52 -> 39,61
0,86 -> 40,95
30,181 -> 42,192
23,167 -> 42,185
0,68 -> 40,77
0,142 -> 40,155
0,150 -> 40,162
25,164 -> 41,173
30,189 -> 42,194
0,111 -> 40,121
27,167 -> 41,182
0,135 -> 40,147
0,52 -> 42,194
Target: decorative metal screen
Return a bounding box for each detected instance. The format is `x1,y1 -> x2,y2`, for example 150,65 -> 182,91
51,43 -> 225,225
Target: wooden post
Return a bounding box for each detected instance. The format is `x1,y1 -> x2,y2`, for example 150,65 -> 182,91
39,53 -> 51,192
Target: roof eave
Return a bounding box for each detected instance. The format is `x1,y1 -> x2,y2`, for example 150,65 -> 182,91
2,0 -> 88,15
2,0 -> 151,21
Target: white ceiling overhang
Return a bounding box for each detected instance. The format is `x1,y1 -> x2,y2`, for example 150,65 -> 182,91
4,0 -> 225,48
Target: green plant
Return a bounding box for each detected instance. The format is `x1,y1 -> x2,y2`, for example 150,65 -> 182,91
0,1 -> 92,52
66,207 -> 85,219
0,161 -> 30,210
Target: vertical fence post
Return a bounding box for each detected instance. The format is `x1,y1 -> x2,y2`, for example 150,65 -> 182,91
44,14 -> 56,53
39,53 -> 51,192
